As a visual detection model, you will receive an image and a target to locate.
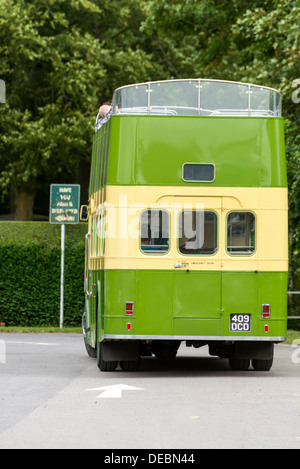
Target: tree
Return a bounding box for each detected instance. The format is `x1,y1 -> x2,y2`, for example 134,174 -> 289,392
0,0 -> 159,220
231,1 -> 300,295
140,0 -> 277,79
0,0 -> 104,219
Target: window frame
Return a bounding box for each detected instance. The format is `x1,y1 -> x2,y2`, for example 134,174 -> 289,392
140,209 -> 170,255
177,209 -> 219,256
182,163 -> 215,183
226,210 -> 256,256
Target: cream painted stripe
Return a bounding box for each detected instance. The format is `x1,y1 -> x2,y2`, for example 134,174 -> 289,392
90,185 -> 288,211
88,185 -> 288,272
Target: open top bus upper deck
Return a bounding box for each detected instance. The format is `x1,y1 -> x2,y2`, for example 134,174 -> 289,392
111,79 -> 281,118
91,80 -> 285,193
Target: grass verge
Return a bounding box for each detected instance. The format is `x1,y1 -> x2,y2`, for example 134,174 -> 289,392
0,326 -> 82,333
284,330 -> 300,344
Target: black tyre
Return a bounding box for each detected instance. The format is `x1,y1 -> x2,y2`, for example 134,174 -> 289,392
252,358 -> 273,371
229,357 -> 250,371
82,308 -> 97,358
120,359 -> 140,371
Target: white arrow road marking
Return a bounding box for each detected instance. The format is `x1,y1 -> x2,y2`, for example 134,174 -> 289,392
87,384 -> 145,399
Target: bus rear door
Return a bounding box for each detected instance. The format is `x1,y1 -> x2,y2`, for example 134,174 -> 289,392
172,196 -> 222,337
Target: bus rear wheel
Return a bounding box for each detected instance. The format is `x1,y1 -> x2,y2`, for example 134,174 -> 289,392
229,357 -> 250,371
120,359 -> 140,371
82,308 -> 97,358
252,358 -> 273,371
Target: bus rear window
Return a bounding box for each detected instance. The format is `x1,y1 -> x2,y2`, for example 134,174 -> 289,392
227,212 -> 255,255
183,163 -> 215,182
140,210 -> 169,254
178,211 -> 218,255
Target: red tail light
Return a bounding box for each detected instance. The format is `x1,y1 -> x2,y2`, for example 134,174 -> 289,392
126,322 -> 131,331
125,301 -> 134,315
262,304 -> 270,318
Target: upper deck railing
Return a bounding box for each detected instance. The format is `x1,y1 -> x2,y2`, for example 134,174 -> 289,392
95,79 -> 281,131
112,79 -> 281,116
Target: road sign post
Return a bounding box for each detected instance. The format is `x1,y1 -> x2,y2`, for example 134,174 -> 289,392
49,184 -> 80,328
60,223 -> 65,329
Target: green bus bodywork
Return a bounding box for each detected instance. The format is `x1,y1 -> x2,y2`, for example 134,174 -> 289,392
95,269 -> 287,337
90,115 -> 286,191
83,80 -> 288,372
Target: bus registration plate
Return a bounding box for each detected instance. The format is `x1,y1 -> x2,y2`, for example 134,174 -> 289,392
230,314 -> 251,332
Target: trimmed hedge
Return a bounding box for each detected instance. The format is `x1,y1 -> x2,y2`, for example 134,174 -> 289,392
0,222 -> 87,327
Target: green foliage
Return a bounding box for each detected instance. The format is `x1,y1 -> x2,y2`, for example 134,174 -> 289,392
0,0 -> 103,202
0,0 -> 152,211
0,0 -> 299,314
0,221 -> 87,246
0,222 -> 87,327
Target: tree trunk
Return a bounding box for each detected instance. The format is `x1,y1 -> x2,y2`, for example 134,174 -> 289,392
14,188 -> 35,221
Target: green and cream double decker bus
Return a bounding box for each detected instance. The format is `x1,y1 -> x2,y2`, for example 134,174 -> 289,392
81,79 -> 288,372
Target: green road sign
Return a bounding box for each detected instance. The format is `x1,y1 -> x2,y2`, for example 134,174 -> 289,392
49,184 -> 80,224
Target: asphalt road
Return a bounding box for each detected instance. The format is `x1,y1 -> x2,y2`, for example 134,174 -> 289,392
0,333 -> 299,449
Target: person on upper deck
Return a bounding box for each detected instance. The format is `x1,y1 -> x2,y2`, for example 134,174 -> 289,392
95,102 -> 112,130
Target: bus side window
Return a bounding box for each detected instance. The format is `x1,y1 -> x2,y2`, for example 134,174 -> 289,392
227,211 -> 255,255
140,210 -> 170,254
